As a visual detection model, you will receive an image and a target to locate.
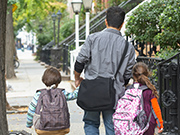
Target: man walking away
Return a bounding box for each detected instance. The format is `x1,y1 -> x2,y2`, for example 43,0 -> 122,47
74,6 -> 136,135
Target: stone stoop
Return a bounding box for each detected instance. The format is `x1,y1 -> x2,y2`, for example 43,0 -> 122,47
60,71 -> 70,81
61,75 -> 70,81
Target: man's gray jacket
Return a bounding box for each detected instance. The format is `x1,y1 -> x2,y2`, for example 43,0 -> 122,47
75,28 -> 136,108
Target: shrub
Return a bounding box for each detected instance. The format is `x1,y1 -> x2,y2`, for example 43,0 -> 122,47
60,18 -> 75,39
154,0 -> 180,49
37,33 -> 52,47
125,0 -> 180,49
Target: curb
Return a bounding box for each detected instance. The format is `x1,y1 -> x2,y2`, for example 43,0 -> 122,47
9,130 -> 31,135
6,106 -> 28,114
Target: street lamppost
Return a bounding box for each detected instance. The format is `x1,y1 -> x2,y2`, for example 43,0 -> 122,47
51,13 -> 56,45
71,0 -> 82,49
57,10 -> 62,46
82,0 -> 93,38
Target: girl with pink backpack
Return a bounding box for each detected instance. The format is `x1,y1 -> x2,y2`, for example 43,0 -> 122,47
113,62 -> 163,135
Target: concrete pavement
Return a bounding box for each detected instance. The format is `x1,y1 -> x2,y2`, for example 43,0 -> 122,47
6,50 -> 72,106
6,49 -> 106,135
6,49 -> 158,135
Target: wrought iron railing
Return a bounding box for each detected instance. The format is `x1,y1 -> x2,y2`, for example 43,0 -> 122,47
40,0 -> 154,71
128,36 -> 159,57
62,0 -> 144,51
158,52 -> 180,134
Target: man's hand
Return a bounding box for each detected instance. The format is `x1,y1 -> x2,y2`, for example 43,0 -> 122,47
74,71 -> 83,87
75,77 -> 83,87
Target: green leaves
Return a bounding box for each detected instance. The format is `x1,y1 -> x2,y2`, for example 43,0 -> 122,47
155,0 -> 180,49
155,47 -> 179,60
7,0 -> 18,6
125,0 -> 180,49
13,0 -> 69,46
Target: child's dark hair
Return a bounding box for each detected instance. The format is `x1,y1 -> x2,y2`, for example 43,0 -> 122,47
42,67 -> 61,88
132,62 -> 159,98
106,6 -> 125,29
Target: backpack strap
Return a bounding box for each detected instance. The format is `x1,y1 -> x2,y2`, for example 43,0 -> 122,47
36,88 -> 46,93
139,85 -> 148,109
139,84 -> 150,114
139,85 -> 148,91
139,85 -> 161,127
56,88 -> 65,91
138,85 -> 148,113
126,84 -> 148,90
36,88 -> 65,92
141,109 -> 152,133
140,85 -> 152,131
126,84 -> 134,89
136,84 -> 152,127
114,40 -> 129,79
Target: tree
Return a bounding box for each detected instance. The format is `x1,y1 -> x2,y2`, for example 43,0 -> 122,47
0,0 -> 9,134
125,0 -> 180,49
6,5 -> 16,78
125,0 -> 165,42
13,0 -> 67,46
154,0 -> 180,49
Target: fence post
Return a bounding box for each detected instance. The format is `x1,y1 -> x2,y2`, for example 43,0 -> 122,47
158,53 -> 180,135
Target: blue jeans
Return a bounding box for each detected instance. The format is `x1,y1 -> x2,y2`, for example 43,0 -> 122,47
83,110 -> 115,135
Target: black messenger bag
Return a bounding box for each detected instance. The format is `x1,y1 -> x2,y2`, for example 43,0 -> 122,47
77,41 -> 129,111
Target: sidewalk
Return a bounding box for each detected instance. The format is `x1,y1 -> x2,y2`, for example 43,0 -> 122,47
6,50 -> 72,107
6,49 -> 158,135
6,49 -> 105,135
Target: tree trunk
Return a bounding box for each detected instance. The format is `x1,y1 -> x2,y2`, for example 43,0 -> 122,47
6,6 -> 16,79
0,0 -> 9,134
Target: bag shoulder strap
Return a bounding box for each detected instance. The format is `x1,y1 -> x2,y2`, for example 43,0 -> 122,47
114,40 -> 129,79
36,88 -> 65,93
126,84 -> 148,90
36,88 -> 46,93
56,88 -> 65,91
139,84 -> 152,128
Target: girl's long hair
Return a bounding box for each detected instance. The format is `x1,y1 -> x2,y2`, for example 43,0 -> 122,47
132,62 -> 159,98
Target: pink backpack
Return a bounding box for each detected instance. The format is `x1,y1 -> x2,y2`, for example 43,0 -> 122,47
113,83 -> 152,135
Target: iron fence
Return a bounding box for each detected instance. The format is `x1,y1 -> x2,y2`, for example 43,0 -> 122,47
50,47 -> 63,68
129,38 -> 158,57
157,52 -> 180,135
39,0 -> 155,72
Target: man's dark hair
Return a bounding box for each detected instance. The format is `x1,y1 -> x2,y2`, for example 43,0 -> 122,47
106,6 -> 125,29
42,67 -> 61,88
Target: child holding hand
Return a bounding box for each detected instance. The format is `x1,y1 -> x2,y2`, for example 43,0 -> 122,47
132,62 -> 163,134
26,67 -> 79,135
